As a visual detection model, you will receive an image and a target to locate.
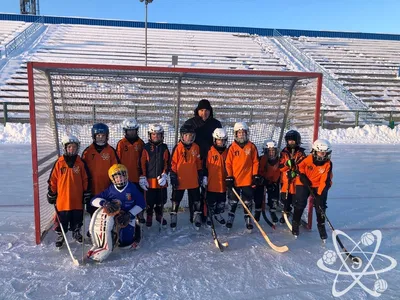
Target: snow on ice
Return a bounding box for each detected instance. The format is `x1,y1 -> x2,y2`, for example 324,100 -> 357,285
0,124 -> 399,299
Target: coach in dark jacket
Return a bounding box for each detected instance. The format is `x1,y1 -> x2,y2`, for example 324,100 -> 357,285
184,99 -> 222,223
184,99 -> 222,160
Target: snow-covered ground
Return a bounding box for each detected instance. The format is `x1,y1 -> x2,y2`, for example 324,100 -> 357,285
0,124 -> 399,299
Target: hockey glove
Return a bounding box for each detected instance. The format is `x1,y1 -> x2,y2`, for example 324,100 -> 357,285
299,173 -> 311,187
285,159 -> 296,169
139,176 -> 149,191
202,176 -> 208,188
287,170 -> 297,180
197,170 -> 203,187
157,173 -> 168,187
47,191 -> 57,205
115,211 -> 132,228
83,191 -> 92,204
225,176 -> 234,190
170,172 -> 179,189
252,175 -> 262,186
103,199 -> 121,216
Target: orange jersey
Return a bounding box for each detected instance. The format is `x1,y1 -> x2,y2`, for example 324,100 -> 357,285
48,155 -> 89,212
82,144 -> 119,195
205,146 -> 228,193
225,141 -> 259,187
116,137 -> 144,183
258,155 -> 280,184
170,142 -> 202,190
140,142 -> 170,189
296,155 -> 333,195
279,147 -> 306,194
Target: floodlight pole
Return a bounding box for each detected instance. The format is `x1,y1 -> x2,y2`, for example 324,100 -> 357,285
140,0 -> 153,66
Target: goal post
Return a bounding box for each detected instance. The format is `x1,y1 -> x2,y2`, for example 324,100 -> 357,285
28,62 -> 322,244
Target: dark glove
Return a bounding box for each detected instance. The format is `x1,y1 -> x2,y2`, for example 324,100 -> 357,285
47,191 -> 57,205
103,199 -> 121,216
225,176 -> 234,190
197,170 -> 203,187
83,191 -> 91,204
287,170 -> 297,180
286,159 -> 296,169
267,182 -> 278,192
115,211 -> 132,228
170,172 -> 178,189
299,173 -> 311,187
252,175 -> 262,186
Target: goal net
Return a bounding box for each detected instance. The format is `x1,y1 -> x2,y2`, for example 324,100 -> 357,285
28,62 -> 322,244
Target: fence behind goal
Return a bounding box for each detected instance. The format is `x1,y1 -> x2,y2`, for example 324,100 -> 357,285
28,62 -> 322,244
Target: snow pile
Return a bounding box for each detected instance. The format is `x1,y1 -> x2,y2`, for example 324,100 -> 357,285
318,124 -> 400,144
0,123 -> 31,144
1,123 -> 400,145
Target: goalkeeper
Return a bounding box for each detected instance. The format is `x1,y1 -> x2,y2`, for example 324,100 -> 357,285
87,164 -> 146,262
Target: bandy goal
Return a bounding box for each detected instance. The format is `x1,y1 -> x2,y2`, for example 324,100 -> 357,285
28,62 -> 322,244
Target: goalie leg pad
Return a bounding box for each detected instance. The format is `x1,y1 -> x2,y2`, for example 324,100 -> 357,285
87,207 -> 116,262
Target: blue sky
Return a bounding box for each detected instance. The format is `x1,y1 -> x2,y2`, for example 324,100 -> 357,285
1,0 -> 399,34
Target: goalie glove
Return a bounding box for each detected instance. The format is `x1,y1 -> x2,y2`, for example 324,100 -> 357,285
157,173 -> 167,187
115,211 -> 132,228
103,199 -> 121,216
139,176 -> 149,191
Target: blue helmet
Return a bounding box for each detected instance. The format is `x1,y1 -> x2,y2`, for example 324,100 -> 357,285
91,123 -> 109,140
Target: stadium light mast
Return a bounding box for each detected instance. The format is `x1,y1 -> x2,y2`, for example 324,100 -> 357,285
20,0 -> 39,15
139,0 -> 153,66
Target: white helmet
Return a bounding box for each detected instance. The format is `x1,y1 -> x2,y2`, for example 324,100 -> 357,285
233,122 -> 249,143
312,139 -> 332,161
148,124 -> 164,143
212,128 -> 228,148
122,118 -> 139,130
61,135 -> 80,156
262,139 -> 279,160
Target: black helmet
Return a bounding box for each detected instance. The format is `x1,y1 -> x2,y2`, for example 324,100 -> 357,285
284,130 -> 301,147
180,124 -> 196,145
180,124 -> 195,134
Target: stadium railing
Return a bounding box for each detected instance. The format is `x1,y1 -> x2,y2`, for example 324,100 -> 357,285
4,17 -> 44,57
272,29 -> 368,111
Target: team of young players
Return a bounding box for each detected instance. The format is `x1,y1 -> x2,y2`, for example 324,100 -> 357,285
47,118 -> 333,261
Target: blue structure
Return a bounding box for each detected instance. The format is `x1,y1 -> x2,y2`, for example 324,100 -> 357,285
1,13 -> 400,41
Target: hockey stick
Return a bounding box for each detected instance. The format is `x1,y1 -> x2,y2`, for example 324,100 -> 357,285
261,187 -> 275,229
232,188 -> 289,253
82,207 -> 85,264
204,186 -> 228,251
305,185 -> 361,265
54,205 -> 80,266
283,148 -> 296,231
283,211 -> 292,231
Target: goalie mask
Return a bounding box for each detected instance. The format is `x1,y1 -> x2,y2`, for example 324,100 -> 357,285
92,123 -> 109,146
108,164 -> 129,189
262,139 -> 279,161
212,128 -> 228,149
312,139 -> 332,162
61,135 -> 80,156
148,123 -> 164,144
122,118 -> 139,140
233,122 -> 249,144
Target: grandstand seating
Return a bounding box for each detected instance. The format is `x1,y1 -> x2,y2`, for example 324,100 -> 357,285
0,21 -> 29,49
1,19 -> 400,128
290,36 -> 400,110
